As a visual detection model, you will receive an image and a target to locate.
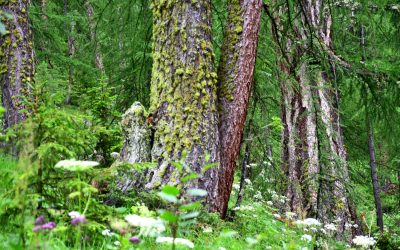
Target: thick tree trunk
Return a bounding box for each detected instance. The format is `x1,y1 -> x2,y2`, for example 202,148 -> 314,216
367,113 -> 384,233
145,0 -> 220,211
0,0 -> 35,131
217,0 -> 262,218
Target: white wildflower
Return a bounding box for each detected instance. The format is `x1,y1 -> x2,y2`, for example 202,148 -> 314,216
218,247 -> 227,250
202,227 -> 213,233
102,229 -> 112,237
244,178 -> 252,185
114,241 -> 121,246
295,218 -> 321,227
272,193 -> 279,200
156,237 -> 194,249
324,223 -> 337,231
301,234 -> 313,242
266,201 -> 273,206
246,164 -> 251,168
352,235 -> 376,248
246,237 -> 258,246
125,215 -> 165,236
279,199 -> 285,203
285,212 -> 296,220
232,183 -> 240,190
320,228 -> 327,234
253,191 -> 263,200
55,159 -> 98,172
68,211 -> 82,219
265,246 -> 272,249
249,163 -> 257,167
110,152 -> 120,159
273,213 -> 281,219
352,224 -> 359,228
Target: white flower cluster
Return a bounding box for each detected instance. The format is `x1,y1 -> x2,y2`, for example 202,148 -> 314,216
253,191 -> 263,200
55,159 -> 98,172
352,235 -> 376,248
233,205 -> 255,212
285,212 -> 296,220
156,237 -> 194,248
324,223 -> 337,231
295,218 -> 322,227
301,234 -> 313,242
125,214 -> 165,236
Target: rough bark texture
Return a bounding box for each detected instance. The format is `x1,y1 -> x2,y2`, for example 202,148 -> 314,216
0,0 -> 35,130
111,102 -> 152,192
272,0 -> 353,238
145,0 -> 220,211
217,0 -> 262,217
367,113 -> 384,232
85,1 -> 104,72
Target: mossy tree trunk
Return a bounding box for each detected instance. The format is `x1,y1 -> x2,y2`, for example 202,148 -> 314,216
217,0 -> 262,217
145,0 -> 220,211
0,0 -> 35,131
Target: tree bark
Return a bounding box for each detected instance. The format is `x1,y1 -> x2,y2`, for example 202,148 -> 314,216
217,0 -> 262,218
85,1 -> 104,73
0,0 -> 35,131
269,0 -> 353,237
145,0 -> 220,211
366,113 -> 384,233
63,0 -> 74,105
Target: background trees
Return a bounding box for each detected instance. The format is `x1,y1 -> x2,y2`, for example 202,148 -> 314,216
0,0 -> 399,247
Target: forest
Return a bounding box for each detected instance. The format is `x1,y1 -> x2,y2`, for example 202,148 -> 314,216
0,0 -> 399,249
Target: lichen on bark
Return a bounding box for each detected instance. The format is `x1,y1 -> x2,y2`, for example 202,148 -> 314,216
0,0 -> 35,131
145,0 -> 220,210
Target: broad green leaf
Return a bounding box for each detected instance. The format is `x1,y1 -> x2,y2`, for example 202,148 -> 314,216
158,192 -> 178,203
181,172 -> 199,183
179,201 -> 202,211
160,211 -> 178,223
201,163 -> 218,173
162,185 -> 180,196
180,212 -> 199,220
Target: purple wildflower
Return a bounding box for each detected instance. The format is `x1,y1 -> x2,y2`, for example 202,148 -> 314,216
35,215 -> 46,225
71,216 -> 87,225
129,236 -> 141,244
41,222 -> 57,230
33,222 -> 56,232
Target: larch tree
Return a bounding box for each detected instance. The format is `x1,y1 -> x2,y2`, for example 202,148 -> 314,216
0,0 -> 35,131
268,0 -> 353,238
116,0 -> 263,214
131,0 -> 221,210
217,0 -> 262,217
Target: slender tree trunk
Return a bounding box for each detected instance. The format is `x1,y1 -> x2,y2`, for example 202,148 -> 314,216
217,0 -> 262,218
235,122 -> 251,209
366,113 -> 384,232
63,0 -> 74,105
145,0 -> 220,211
85,1 -> 104,73
0,0 -> 35,131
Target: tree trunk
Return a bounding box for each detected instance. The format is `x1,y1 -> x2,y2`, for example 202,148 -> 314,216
269,0 -> 353,237
0,0 -> 35,131
367,111 -> 384,232
235,122 -> 251,209
85,1 -> 104,73
63,0 -> 74,105
217,0 -> 262,218
145,0 -> 220,211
